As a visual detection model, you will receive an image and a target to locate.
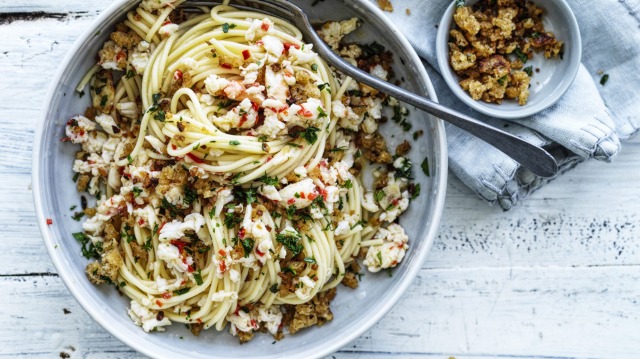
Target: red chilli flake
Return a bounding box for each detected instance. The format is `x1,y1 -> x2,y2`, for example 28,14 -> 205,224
238,227 -> 246,239
186,152 -> 204,164
46,218 -> 53,225
307,192 -> 318,201
283,43 -> 300,53
221,63 -> 232,69
173,69 -> 183,82
242,50 -> 251,60
261,22 -> 270,31
171,240 -> 188,253
156,300 -> 163,307
287,198 -> 295,205
162,292 -> 172,300
298,108 -> 313,118
238,115 -> 248,127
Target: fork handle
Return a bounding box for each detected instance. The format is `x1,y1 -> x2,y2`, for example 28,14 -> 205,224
338,61 -> 558,177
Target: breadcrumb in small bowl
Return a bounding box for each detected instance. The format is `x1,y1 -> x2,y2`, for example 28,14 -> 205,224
436,0 -> 581,119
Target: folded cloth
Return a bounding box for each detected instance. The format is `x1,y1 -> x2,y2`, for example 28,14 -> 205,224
369,0 -> 640,209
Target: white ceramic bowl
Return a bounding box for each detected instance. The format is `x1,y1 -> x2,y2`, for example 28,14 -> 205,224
32,1 -> 447,358
436,0 -> 582,119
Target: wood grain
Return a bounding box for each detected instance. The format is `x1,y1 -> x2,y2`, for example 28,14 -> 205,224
0,1 -> 639,358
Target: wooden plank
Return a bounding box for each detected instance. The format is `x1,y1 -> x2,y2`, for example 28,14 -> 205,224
2,265 -> 640,358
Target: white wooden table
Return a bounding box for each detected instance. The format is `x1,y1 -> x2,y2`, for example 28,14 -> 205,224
2,1 -> 639,358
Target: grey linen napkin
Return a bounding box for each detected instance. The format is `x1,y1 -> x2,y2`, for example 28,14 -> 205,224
368,0 -> 640,209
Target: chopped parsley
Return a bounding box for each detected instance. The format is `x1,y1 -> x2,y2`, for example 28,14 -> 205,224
317,106 -> 327,118
143,237 -> 153,251
299,126 -> 320,145
410,183 -> 421,200
183,186 -> 197,206
523,66 -> 533,77
317,82 -> 331,93
71,211 -> 85,221
600,74 -> 609,86
269,283 -> 279,293
224,211 -> 242,229
514,48 -> 528,63
276,230 -> 303,256
361,41 -> 385,57
100,95 -> 108,107
173,288 -> 190,296
497,75 -> 508,86
73,232 -> 101,259
229,140 -> 241,146
240,238 -> 255,258
132,187 -> 143,198
421,157 -> 430,177
259,174 -> 279,186
161,197 -> 179,217
304,257 -> 317,264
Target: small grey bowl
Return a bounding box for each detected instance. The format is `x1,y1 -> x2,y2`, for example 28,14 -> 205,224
436,0 -> 582,119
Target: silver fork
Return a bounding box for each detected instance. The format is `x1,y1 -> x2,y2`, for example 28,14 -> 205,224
184,0 -> 559,177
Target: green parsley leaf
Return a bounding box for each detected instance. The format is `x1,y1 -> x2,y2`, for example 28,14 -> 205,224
132,187 -> 142,198
194,270 -> 203,285
229,140 -> 241,146
71,212 -> 85,221
173,287 -> 190,296
600,74 -> 609,86
299,126 -> 320,145
224,211 -> 242,229
276,229 -> 303,256
259,174 -> 279,186
421,157 -> 430,177
303,257 -> 317,264
317,83 -> 331,93
523,66 -> 533,77
514,48 -> 528,63
241,238 -> 255,258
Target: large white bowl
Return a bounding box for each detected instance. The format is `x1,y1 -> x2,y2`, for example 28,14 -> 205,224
32,0 -> 448,358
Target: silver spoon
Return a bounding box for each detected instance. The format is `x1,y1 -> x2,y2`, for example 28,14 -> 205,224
186,0 -> 559,177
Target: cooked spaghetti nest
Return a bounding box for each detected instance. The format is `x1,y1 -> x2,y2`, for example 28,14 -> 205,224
64,0 -> 418,342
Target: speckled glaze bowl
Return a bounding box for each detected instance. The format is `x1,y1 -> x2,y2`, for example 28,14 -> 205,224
436,0 -> 582,119
32,1 -> 447,358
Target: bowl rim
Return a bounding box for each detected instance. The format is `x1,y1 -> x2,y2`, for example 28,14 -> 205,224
31,0 -> 448,358
435,0 -> 582,119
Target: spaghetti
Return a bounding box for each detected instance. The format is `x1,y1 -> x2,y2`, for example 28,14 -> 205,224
64,0 -> 419,341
